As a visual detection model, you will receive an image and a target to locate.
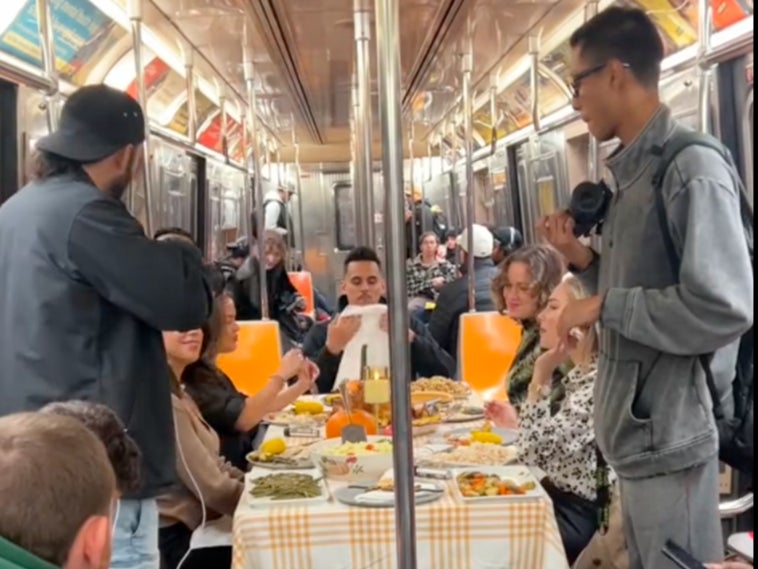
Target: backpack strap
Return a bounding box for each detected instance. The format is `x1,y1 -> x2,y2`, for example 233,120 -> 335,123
650,130 -> 752,422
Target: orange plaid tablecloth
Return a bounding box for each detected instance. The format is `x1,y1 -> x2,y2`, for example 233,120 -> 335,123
232,436 -> 569,569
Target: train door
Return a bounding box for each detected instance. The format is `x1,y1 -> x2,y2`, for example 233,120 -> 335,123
206,161 -> 245,261
515,131 -> 571,244
489,146 -> 514,228
151,140 -> 195,236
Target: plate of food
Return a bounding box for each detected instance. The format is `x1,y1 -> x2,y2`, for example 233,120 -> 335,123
444,422 -> 518,447
246,438 -> 316,470
416,442 -> 518,468
412,377 -> 472,400
265,399 -> 330,426
442,404 -> 486,423
246,468 -> 329,506
451,466 -> 544,502
334,469 -> 445,508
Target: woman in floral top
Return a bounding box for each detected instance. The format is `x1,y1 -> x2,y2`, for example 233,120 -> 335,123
491,245 -> 566,414
486,275 -> 609,563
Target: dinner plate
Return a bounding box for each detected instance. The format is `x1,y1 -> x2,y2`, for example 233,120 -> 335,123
445,426 -> 519,446
450,466 -> 545,503
333,482 -> 444,508
246,468 -> 329,507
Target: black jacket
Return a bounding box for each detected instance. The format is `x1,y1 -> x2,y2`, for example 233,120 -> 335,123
229,259 -> 299,322
0,172 -> 212,498
302,297 -> 456,393
428,258 -> 499,359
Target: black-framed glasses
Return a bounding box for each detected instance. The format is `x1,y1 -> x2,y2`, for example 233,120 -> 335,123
570,62 -> 631,98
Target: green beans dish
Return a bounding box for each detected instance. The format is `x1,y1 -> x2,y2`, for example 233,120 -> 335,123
250,473 -> 322,501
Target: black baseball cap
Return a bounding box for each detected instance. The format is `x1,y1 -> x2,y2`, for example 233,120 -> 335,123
36,84 -> 145,163
492,226 -> 524,251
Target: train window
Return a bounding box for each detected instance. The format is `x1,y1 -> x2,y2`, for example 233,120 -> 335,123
333,182 -> 356,251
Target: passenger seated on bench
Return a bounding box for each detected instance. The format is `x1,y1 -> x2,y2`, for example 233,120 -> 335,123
486,276 -> 611,563
182,293 -> 318,470
0,412 -> 116,569
303,246 -> 455,393
490,245 -> 567,414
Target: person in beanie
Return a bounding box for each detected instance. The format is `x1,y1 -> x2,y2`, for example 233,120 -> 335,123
0,84 -> 213,569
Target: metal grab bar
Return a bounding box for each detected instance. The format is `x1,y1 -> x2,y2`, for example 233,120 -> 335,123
719,492 -> 753,518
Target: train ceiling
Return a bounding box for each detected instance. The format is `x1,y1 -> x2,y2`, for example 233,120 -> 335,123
0,0 -> 752,165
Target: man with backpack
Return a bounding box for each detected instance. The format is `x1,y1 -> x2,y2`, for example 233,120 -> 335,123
541,8 -> 753,569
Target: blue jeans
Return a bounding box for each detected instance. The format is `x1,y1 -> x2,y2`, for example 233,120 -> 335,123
111,498 -> 160,569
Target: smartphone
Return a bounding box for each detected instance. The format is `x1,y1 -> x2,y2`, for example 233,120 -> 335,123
662,540 -> 707,569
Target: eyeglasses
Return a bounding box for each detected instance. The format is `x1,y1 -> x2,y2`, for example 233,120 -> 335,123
570,62 -> 631,98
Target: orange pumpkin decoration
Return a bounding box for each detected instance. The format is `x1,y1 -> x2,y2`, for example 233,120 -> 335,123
325,409 -> 378,439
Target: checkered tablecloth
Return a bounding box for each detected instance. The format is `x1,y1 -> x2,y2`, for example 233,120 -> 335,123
232,426 -> 569,569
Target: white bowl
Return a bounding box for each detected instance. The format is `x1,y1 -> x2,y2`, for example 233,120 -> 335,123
310,436 -> 394,483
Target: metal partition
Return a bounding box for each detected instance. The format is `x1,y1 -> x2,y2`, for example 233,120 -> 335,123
150,140 -> 194,235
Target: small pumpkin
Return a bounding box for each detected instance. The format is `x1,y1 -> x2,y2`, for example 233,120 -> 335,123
325,409 -> 378,439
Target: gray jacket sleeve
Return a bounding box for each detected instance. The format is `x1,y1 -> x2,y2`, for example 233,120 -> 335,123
602,151 -> 753,356
68,199 -> 212,331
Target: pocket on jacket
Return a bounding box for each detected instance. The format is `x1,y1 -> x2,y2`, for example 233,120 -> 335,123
595,358 -> 653,461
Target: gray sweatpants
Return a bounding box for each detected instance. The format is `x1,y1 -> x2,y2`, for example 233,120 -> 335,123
619,457 -> 724,569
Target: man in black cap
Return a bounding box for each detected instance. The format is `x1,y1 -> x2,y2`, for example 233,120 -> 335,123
0,84 -> 213,569
491,226 -> 524,266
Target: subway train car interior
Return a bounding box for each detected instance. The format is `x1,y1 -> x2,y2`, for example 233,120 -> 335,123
0,0 -> 754,568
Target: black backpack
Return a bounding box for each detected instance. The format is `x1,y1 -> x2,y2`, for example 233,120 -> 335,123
651,130 -> 754,476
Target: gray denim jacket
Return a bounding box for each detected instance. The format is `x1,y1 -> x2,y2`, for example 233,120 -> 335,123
576,106 -> 753,479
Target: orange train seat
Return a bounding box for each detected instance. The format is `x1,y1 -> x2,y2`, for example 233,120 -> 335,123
458,311 -> 523,401
216,320 -> 282,397
287,271 -> 315,317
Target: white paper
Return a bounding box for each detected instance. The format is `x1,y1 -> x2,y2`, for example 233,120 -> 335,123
189,515 -> 233,550
334,304 -> 390,389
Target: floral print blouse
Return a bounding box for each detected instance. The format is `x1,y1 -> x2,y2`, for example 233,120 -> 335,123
517,358 -> 608,503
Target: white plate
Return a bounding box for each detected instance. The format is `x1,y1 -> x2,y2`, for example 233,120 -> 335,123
246,468 -> 329,507
450,465 -> 545,502
445,426 -> 519,446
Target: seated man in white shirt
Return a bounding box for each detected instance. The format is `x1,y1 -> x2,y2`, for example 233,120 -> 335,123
302,246 -> 455,392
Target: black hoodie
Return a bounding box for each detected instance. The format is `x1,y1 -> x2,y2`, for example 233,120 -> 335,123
302,296 -> 456,393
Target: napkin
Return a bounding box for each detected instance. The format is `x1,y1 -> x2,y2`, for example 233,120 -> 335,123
355,483 -> 442,504
334,304 -> 390,389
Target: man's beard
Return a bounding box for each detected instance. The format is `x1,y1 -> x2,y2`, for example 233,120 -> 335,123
107,171 -> 131,201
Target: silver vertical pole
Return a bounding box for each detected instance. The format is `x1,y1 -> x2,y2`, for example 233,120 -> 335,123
697,0 -> 713,134
375,0 -> 416,567
355,0 -> 375,247
462,50 -> 476,313
244,31 -> 269,320
585,1 -> 600,182
529,34 -> 541,133
35,0 -> 58,132
409,120 -> 417,252
185,48 -> 197,144
293,124 -> 306,270
128,0 -> 154,235
352,70 -> 366,246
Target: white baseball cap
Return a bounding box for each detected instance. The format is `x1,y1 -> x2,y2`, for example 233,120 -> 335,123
456,224 -> 494,258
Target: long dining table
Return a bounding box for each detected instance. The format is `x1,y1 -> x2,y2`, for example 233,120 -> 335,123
232,397 -> 570,569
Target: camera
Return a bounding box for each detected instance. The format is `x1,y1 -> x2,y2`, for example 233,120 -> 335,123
568,180 -> 613,238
